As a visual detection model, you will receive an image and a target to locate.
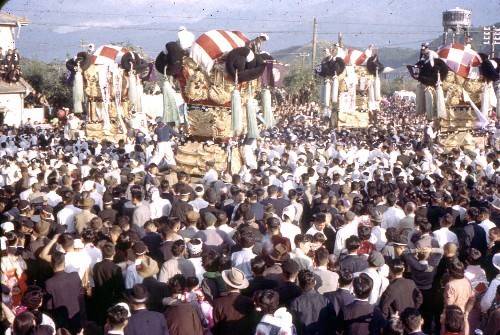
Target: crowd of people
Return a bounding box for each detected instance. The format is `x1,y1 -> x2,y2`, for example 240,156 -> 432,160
0,95 -> 499,335
0,47 -> 22,83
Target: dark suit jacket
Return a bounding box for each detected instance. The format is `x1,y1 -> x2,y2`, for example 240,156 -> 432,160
261,197 -> 290,217
324,288 -> 355,316
339,254 -> 369,274
124,309 -> 169,335
142,277 -> 170,312
45,271 -> 83,330
379,277 -> 423,318
93,259 -> 125,309
289,290 -> 333,335
340,300 -> 386,335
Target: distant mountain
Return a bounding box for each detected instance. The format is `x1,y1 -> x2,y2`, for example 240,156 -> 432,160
274,21 -> 500,70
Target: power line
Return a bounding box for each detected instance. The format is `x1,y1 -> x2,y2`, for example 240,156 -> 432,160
5,8 -> 447,28
27,21 -> 445,35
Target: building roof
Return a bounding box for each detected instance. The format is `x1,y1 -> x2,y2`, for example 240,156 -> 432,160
0,79 -> 29,94
0,12 -> 29,26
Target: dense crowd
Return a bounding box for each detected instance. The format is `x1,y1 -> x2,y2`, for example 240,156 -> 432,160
0,95 -> 499,335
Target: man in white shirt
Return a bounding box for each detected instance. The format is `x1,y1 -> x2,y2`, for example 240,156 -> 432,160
334,211 -> 359,256
231,230 -> 256,280
382,194 -> 405,229
361,251 -> 389,305
46,183 -> 62,207
189,185 -> 209,212
480,253 -> 500,312
291,234 -> 313,271
478,208 -> 496,244
433,210 -> 458,248
57,191 -> 82,234
201,161 -> 218,187
281,206 -> 301,249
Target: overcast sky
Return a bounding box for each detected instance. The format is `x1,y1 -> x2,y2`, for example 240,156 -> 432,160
3,0 -> 500,61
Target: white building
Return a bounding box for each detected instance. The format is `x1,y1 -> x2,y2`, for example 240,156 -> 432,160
0,12 -> 34,127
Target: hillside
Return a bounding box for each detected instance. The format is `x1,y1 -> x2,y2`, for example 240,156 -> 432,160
274,21 -> 500,69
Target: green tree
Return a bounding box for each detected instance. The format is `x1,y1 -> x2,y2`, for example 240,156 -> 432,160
21,59 -> 72,108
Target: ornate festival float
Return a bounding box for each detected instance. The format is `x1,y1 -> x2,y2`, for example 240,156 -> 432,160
154,28 -> 277,175
315,35 -> 391,129
65,44 -> 153,141
406,8 -> 499,150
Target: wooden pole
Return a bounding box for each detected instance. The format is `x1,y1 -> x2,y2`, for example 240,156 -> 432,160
312,17 -> 318,67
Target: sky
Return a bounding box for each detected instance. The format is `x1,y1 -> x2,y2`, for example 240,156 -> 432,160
2,0 -> 500,61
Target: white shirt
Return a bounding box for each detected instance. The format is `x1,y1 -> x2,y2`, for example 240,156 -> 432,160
202,168 -> 218,186
189,198 -> 209,212
57,205 -> 82,234
217,224 -> 236,240
432,227 -> 458,248
231,247 -> 256,280
361,267 -> 388,305
369,226 -> 387,251
291,248 -> 313,271
125,261 -> 144,289
334,220 -> 359,256
46,191 -> 63,207
479,219 -> 496,244
382,206 -> 405,229
64,250 -> 92,280
188,257 -> 205,283
149,198 -> 172,219
280,221 -> 301,250
481,274 -> 500,312
84,243 -> 103,268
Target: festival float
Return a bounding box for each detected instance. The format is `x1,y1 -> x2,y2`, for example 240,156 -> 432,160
66,44 -> 153,141
154,28 -> 276,175
407,42 -> 499,150
315,36 -> 390,129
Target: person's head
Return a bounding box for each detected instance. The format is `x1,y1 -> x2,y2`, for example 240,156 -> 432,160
404,202 -> 416,215
297,270 -> 316,291
384,317 -> 404,335
352,273 -> 373,299
478,207 -> 490,221
202,250 -> 221,273
444,242 -> 458,258
345,235 -> 361,253
465,248 -> 482,266
338,269 -> 354,288
386,193 -> 397,207
357,225 -> 372,242
401,307 -> 424,333
389,259 -> 405,278
489,227 -> 500,243
294,234 -> 311,253
51,251 -> 65,271
171,239 -> 186,258
448,260 -> 465,279
254,289 -> 279,315
444,305 -> 464,333
131,190 -> 143,205
314,247 -> 329,267
238,229 -> 256,248
168,274 -> 186,295
251,256 -> 267,277
101,242 -> 116,259
313,213 -> 326,231
13,311 -> 36,335
106,304 -> 129,330
281,259 -> 300,282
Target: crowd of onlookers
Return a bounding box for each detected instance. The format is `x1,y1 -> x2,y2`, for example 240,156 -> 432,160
0,95 -> 499,335
0,47 -> 22,83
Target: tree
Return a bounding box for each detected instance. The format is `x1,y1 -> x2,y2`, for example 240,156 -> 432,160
21,59 -> 72,108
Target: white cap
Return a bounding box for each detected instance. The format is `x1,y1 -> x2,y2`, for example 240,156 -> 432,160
1,221 -> 14,232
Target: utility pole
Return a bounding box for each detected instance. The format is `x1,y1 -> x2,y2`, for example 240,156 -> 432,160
311,17 -> 318,67
491,25 -> 496,58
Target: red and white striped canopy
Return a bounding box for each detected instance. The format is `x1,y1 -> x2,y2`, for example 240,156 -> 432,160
190,30 -> 250,73
437,43 -> 482,79
90,45 -> 128,66
343,48 -> 368,66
